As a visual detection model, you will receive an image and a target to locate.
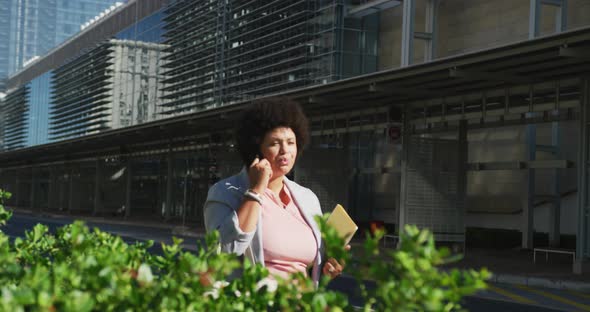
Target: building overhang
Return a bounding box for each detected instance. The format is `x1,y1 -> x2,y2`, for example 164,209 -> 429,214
287,25 -> 590,116
2,26 -> 590,167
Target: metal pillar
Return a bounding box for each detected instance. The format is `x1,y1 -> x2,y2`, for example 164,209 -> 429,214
575,78 -> 590,274
47,168 -> 55,211
457,120 -> 468,250
68,166 -> 76,213
125,159 -> 132,218
59,170 -> 65,212
549,122 -> 561,247
14,172 -> 20,207
529,0 -> 567,39
400,0 -> 414,67
423,0 -> 438,61
401,0 -> 438,67
93,159 -> 103,215
30,168 -> 37,211
398,107 -> 410,239
165,150 -> 173,220
523,124 -> 536,249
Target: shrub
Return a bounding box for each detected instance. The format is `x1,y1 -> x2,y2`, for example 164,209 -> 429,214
0,190 -> 489,311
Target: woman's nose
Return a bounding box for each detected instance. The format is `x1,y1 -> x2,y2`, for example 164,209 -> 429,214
279,142 -> 287,153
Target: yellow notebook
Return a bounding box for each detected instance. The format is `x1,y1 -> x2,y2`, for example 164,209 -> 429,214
326,204 -> 358,245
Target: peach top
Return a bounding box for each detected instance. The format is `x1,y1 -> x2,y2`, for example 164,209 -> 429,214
261,185 -> 318,279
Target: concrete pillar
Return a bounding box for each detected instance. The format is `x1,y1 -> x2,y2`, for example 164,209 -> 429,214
93,159 -> 103,216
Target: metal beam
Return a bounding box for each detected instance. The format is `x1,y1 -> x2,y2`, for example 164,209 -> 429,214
549,122 -> 561,247
523,123 -> 536,249
559,46 -> 590,59
555,0 -> 567,32
93,159 -> 103,216
414,32 -> 432,40
14,173 -> 20,207
347,0 -> 401,18
165,149 -> 173,220
68,166 -> 75,212
47,168 -> 55,211
398,106 -> 410,243
401,0 -> 415,67
466,159 -> 572,171
530,0 -> 567,39
30,168 -> 36,211
125,158 -> 132,218
424,0 -> 437,61
529,0 -> 541,39
449,68 -> 531,85
575,77 -> 590,273
541,0 -> 564,6
457,120 -> 468,252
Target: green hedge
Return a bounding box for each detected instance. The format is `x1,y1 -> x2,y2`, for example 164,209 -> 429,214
0,190 -> 489,311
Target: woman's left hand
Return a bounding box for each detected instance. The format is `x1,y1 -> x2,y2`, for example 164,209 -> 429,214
322,245 -> 351,279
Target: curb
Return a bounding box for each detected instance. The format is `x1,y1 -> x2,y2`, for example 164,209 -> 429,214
171,226 -> 204,238
490,273 -> 590,292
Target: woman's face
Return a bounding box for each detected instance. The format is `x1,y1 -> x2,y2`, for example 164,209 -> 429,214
259,127 -> 297,179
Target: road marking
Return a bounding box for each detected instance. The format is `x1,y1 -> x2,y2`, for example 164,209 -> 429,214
515,285 -> 590,312
487,285 -> 537,305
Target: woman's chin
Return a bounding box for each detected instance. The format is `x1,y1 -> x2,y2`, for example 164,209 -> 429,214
274,167 -> 292,177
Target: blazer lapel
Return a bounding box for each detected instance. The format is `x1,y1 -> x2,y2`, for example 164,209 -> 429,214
284,179 -> 322,249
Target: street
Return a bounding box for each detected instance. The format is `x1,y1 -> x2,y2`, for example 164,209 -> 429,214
3,212 -> 588,311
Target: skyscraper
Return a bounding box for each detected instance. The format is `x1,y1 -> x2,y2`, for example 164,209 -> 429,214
0,0 -> 124,91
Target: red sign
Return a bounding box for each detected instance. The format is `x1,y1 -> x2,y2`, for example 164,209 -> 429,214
388,126 -> 401,142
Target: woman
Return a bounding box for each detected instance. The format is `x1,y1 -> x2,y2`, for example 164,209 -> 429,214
203,97 -> 345,286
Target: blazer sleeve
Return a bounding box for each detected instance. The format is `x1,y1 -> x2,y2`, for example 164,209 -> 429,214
203,182 -> 255,255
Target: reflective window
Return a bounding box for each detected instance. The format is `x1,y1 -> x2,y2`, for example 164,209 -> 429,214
26,72 -> 52,147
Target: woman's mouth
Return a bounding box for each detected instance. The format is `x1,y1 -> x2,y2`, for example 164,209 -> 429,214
277,158 -> 289,166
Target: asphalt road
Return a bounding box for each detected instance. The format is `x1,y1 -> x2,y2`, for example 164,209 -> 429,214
2,212 -> 583,311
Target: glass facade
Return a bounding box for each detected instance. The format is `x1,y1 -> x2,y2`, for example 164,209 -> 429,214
0,84 -> 29,150
50,43 -> 112,141
0,0 -> 123,88
160,0 -> 344,114
1,0 -> 385,150
26,72 -> 51,147
0,1 -> 10,90
112,9 -> 167,127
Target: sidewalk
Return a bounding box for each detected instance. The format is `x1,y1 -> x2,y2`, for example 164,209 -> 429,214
451,248 -> 590,292
349,237 -> 590,293
11,207 -> 206,239
11,207 -> 590,292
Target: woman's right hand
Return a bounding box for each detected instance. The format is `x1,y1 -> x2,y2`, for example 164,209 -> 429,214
248,156 -> 272,194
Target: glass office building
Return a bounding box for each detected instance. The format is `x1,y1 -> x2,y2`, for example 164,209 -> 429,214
0,0 -> 124,91
1,0 -> 379,150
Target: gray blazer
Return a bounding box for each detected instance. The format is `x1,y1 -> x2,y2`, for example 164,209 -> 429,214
204,168 -> 324,284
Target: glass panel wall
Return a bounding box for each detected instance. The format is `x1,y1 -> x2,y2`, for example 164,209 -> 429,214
26,71 -> 52,147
